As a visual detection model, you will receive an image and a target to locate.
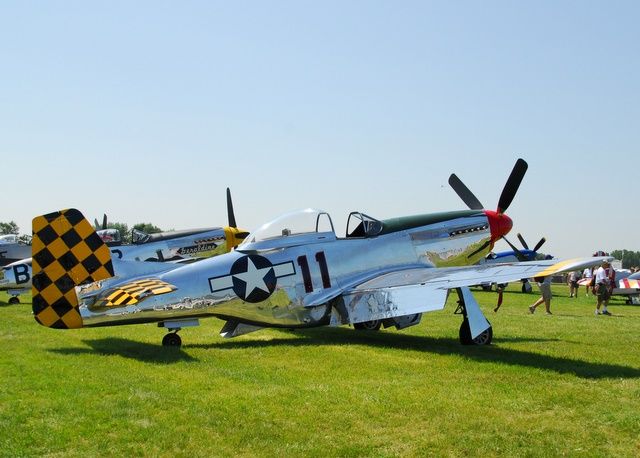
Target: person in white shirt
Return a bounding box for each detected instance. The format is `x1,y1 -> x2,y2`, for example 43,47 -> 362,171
594,260 -> 614,315
582,267 -> 593,296
567,271 -> 580,298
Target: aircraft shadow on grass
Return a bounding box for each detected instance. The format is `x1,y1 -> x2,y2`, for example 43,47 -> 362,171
49,329 -> 640,379
192,327 -> 640,380
50,339 -> 198,364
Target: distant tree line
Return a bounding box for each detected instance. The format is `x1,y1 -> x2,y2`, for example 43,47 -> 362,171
105,222 -> 163,244
1,220 -> 163,246
0,221 -> 19,235
611,250 -> 640,269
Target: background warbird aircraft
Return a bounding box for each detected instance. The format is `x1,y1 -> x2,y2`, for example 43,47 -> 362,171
0,258 -> 31,304
0,234 -> 31,267
92,189 -> 248,262
31,159 -> 611,346
479,233 -> 548,293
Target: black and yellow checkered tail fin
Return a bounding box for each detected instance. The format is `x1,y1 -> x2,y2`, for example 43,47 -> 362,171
32,209 -> 114,329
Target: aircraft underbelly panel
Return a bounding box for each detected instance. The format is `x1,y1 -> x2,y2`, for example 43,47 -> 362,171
337,284 -> 448,324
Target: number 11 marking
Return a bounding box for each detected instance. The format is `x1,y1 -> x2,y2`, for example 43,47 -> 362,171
297,251 -> 331,293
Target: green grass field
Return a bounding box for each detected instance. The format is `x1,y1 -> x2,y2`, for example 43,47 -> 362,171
1,285 -> 639,457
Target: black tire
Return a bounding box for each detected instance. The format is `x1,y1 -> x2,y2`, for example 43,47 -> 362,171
459,318 -> 493,345
459,318 -> 473,345
162,333 -> 182,347
481,284 -> 493,292
354,320 -> 382,331
8,296 -> 20,305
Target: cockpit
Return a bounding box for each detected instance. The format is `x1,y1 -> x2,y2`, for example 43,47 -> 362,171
238,208 -> 385,249
345,212 -> 384,238
240,209 -> 335,246
96,229 -> 122,246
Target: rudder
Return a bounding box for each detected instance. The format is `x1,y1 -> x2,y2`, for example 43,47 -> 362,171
32,209 -> 114,329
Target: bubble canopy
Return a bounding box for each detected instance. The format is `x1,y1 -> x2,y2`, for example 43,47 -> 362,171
240,209 -> 335,246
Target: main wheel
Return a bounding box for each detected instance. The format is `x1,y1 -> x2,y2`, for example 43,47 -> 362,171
459,318 -> 493,345
162,332 -> 182,347
8,296 -> 20,305
354,320 -> 382,331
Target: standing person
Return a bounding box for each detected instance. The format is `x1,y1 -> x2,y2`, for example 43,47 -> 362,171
567,271 -> 580,298
581,267 -> 593,296
594,260 -> 614,315
529,276 -> 553,315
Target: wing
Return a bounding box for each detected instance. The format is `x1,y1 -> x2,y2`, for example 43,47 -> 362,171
327,256 -> 612,325
354,256 -> 612,292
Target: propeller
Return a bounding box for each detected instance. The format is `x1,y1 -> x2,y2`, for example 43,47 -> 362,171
448,174 -> 484,210
496,158 -> 528,214
449,158 -> 528,216
226,188 -> 237,229
515,233 -> 547,256
94,214 -> 108,230
517,233 -> 528,250
449,158 -> 528,258
225,188 -> 249,246
502,236 -> 528,262
532,236 -> 546,253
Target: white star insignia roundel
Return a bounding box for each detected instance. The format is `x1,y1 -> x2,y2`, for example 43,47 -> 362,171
208,255 -> 296,303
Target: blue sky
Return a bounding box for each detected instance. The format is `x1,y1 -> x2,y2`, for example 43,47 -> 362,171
1,1 -> 638,258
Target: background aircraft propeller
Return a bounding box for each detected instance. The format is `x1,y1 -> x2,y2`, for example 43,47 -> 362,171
226,188 -> 249,241
499,233 -> 547,262
94,214 -> 108,230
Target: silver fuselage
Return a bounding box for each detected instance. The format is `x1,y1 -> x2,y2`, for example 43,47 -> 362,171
80,211 -> 492,328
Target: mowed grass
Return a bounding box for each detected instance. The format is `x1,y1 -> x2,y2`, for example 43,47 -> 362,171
1,285 -> 639,457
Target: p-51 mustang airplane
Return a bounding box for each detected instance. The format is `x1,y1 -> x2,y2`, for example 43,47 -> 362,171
31,159 -> 610,346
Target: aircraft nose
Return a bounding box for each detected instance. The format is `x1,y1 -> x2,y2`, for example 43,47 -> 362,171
484,210 -> 513,242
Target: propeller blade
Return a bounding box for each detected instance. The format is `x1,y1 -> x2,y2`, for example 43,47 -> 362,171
226,188 -> 237,228
503,236 -> 528,262
467,240 -> 492,259
533,237 -> 546,252
517,233 -> 529,250
448,174 -> 484,210
102,214 -> 108,230
94,218 -> 100,229
496,158 -> 528,214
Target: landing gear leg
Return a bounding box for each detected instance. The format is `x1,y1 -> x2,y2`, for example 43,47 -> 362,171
455,287 -> 493,346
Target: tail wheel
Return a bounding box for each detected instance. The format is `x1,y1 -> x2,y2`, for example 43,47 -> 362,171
8,297 -> 20,305
459,318 -> 492,345
162,332 -> 182,347
354,320 -> 382,331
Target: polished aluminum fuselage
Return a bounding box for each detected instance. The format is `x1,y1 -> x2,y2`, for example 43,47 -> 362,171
80,211 -> 492,328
